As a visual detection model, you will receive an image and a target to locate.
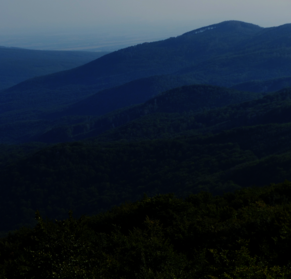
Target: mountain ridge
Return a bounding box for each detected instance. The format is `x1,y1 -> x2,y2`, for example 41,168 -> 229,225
0,47 -> 107,91
2,20 -> 291,144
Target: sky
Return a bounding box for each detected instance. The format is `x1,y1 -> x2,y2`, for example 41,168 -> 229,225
1,0 -> 291,50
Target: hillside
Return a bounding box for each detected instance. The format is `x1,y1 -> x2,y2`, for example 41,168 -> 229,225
0,47 -> 107,91
231,76 -> 291,93
0,75 -> 199,143
36,84 -> 263,143
55,75 -> 201,117
89,86 -> 291,142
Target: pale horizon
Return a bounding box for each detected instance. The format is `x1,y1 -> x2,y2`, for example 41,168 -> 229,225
1,0 -> 291,51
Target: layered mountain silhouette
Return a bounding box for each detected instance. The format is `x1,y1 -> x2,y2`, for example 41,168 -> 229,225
0,21 -> 268,111
0,47 -> 107,91
35,84 -> 263,143
231,76 -> 291,93
2,20 -> 291,144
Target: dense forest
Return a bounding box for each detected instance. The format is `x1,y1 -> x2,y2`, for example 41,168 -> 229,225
2,182 -> 291,278
2,20 -> 291,277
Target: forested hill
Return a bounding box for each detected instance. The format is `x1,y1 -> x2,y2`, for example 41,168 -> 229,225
231,76 -> 291,93
35,83 -> 291,143
21,84 -> 291,144
35,75 -> 201,117
0,47 -> 107,91
93,86 -> 291,142
35,84 -> 263,143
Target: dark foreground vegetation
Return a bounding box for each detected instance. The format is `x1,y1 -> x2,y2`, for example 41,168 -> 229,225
1,181 -> 291,278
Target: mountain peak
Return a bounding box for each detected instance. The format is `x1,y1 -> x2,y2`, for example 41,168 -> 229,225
181,20 -> 262,37
215,20 -> 262,29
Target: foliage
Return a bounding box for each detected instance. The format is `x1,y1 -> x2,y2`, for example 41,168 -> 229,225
2,182 -> 291,277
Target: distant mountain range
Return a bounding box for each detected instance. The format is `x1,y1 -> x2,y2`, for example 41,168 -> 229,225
0,47 -> 108,91
2,20 -> 291,143
2,20 -> 291,112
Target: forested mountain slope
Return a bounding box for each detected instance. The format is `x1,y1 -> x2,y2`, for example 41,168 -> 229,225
42,84 -> 291,144
0,47 -> 107,91
0,76 -> 198,143
92,86 -> 291,142
231,76 -> 291,93
55,75 -> 201,117
36,84 -> 263,143
173,23 -> 291,86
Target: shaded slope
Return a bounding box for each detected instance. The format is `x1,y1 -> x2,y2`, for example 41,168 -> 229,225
231,76 -> 291,93
175,23 -> 291,86
93,87 -> 291,142
176,52 -> 291,87
56,75 -> 201,117
0,75 -> 199,143
36,84 -> 262,143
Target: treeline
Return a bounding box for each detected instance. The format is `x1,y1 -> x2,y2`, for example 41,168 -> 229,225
2,181 -> 291,278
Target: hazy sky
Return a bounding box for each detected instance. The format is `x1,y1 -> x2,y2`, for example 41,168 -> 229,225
1,0 -> 291,49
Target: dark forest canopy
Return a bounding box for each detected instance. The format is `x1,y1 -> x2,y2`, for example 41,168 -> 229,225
2,181 -> 291,278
